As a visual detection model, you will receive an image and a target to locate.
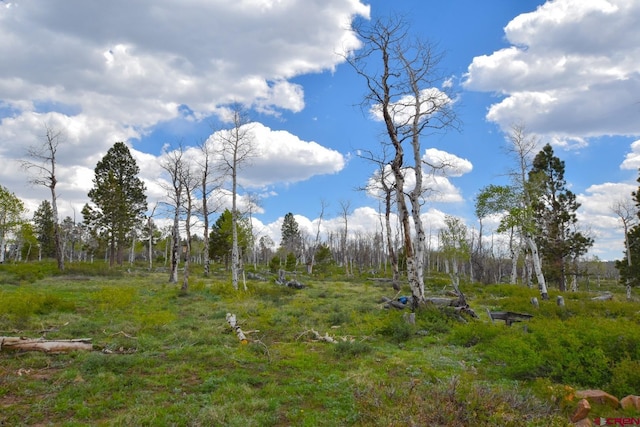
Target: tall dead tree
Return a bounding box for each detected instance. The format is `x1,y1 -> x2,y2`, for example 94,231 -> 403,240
22,124 -> 65,271
179,158 -> 199,292
349,17 -> 456,305
611,198 -> 637,299
359,147 -> 400,288
339,200 -> 352,276
214,105 -> 255,290
197,138 -> 222,277
160,146 -> 184,284
307,200 -> 327,274
506,124 -> 549,300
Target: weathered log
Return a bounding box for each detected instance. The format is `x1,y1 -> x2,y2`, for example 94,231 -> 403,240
381,296 -> 408,309
226,313 -> 248,344
424,297 -> 461,306
298,329 -> 353,344
591,292 -> 613,301
0,337 -> 93,353
486,309 -> 533,326
381,294 -> 478,319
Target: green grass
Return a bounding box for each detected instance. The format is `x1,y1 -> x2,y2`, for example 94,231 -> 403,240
0,263 -> 637,425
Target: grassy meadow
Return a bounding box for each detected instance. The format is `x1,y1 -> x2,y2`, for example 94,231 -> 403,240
1,262 -> 639,426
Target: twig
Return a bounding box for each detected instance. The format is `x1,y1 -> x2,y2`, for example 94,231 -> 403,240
253,338 -> 271,363
103,330 -> 138,339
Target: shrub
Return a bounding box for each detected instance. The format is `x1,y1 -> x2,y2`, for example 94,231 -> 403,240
481,331 -> 546,380
416,306 -> 457,334
92,286 -> 137,311
268,256 -> 280,273
327,306 -> 351,326
0,288 -> 75,327
333,340 -> 372,358
379,316 -> 414,343
0,262 -> 57,284
447,322 -> 501,347
608,358 -> 640,398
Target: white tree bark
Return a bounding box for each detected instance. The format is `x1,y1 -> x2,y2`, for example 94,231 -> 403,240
226,313 -> 247,343
525,235 -> 548,299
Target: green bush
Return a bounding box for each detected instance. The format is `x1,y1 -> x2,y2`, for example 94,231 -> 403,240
416,306 -> 457,334
540,336 -> 610,386
333,340 -> 372,358
285,252 -> 297,271
379,316 -> 414,343
0,288 -> 75,327
608,358 -> 640,398
0,262 -> 58,284
268,256 -> 280,273
327,305 -> 352,326
481,331 -> 546,380
447,322 -> 501,347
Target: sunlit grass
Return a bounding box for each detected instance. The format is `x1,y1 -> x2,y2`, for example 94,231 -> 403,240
0,263 -> 636,425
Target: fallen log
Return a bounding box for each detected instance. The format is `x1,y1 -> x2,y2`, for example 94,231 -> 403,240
0,337 -> 93,353
486,309 -> 533,326
297,329 -> 353,344
226,313 -> 248,344
592,292 -> 613,301
381,294 -> 478,319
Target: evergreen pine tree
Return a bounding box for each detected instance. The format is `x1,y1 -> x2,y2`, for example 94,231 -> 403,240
86,142 -> 147,266
280,212 -> 302,256
528,144 -> 593,291
32,200 -> 56,258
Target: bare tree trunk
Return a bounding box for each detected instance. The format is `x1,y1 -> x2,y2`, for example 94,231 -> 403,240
509,230 -> 520,285
22,125 -> 66,271
160,147 -> 184,284
170,217 -> 179,283
340,200 -> 351,277
384,193 -> 400,286
525,235 -> 548,299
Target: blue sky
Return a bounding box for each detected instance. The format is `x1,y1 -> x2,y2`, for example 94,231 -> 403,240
1,0 -> 639,261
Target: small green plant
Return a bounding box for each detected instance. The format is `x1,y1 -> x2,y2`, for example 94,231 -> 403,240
333,340 -> 372,358
285,252 -> 297,271
327,305 -> 351,326
447,321 -> 501,347
379,316 -> 414,343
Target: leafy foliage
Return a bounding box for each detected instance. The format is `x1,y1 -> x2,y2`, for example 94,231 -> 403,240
0,185 -> 26,260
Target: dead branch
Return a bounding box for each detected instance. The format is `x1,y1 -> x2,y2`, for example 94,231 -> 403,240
103,330 -> 138,339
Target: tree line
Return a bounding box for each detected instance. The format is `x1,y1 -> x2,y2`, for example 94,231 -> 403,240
0,17 -> 630,296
